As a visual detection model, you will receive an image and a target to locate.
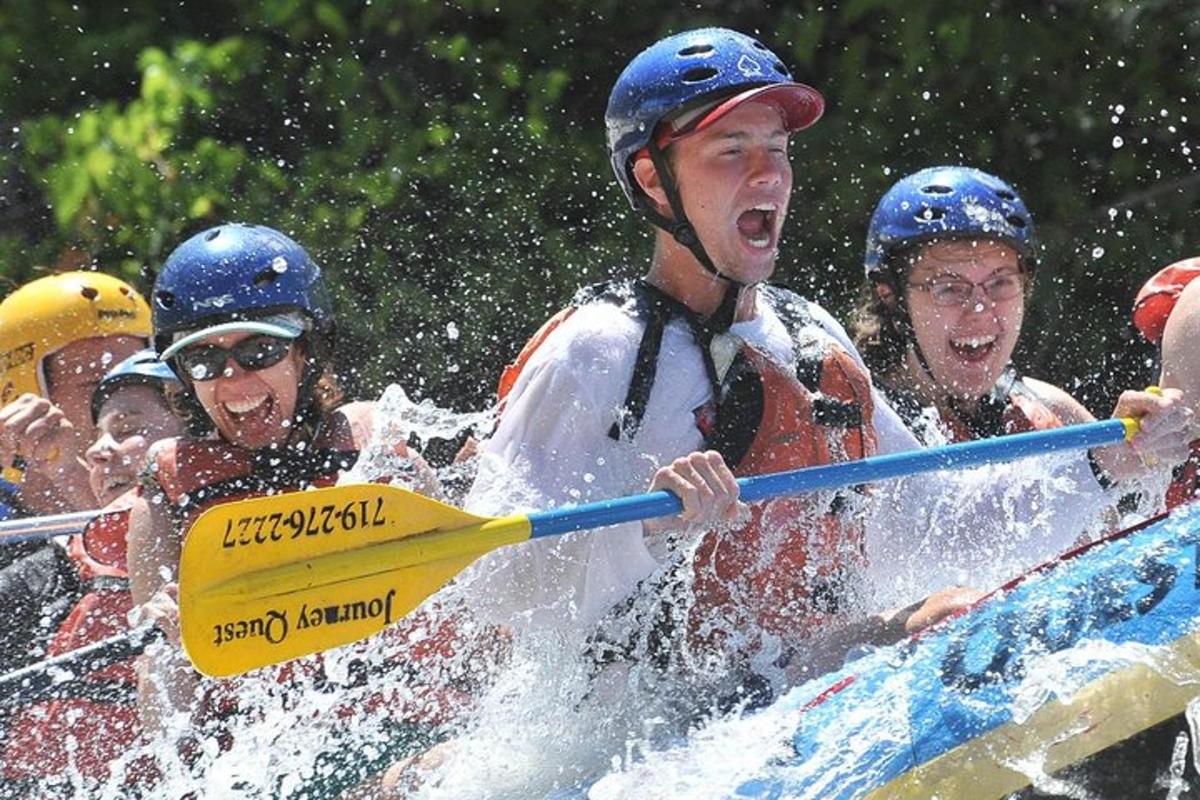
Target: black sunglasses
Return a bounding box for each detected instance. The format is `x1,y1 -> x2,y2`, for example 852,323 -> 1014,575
175,334 -> 294,382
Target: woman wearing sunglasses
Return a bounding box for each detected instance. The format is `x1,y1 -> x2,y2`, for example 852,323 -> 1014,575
123,225 -> 452,786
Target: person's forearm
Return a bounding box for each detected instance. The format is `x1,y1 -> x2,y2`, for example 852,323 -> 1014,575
783,603 -> 920,684
134,645 -> 199,735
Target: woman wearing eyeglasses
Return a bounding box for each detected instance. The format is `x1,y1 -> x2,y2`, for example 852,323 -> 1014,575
851,167 -> 1192,605
854,166 -> 1178,476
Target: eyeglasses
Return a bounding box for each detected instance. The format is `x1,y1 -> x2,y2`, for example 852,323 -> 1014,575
908,272 -> 1025,308
175,335 -> 293,382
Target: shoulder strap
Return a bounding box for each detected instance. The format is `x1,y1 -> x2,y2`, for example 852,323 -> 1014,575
757,284 -> 823,387
760,284 -> 817,333
945,365 -> 1019,439
565,279 -> 727,444
759,284 -> 862,423
606,280 -> 686,442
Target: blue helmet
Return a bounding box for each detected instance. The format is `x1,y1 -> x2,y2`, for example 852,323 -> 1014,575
605,28 -> 824,208
152,223 -> 334,356
864,166 -> 1037,279
90,348 -> 182,423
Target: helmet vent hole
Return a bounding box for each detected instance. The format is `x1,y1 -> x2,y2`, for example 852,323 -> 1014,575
1007,215 -> 1027,229
253,268 -> 280,287
204,229 -> 221,242
681,66 -> 719,83
921,184 -> 954,195
80,286 -> 99,301
751,40 -> 769,51
155,291 -> 175,309
916,206 -> 946,222
772,61 -> 790,77
996,190 -> 1017,201
119,286 -> 131,296
677,44 -> 714,57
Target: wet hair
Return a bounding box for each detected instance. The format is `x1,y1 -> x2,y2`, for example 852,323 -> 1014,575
851,279 -> 910,378
852,244 -> 918,378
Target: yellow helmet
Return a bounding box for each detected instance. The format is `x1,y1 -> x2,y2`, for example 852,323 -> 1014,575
0,272 -> 152,404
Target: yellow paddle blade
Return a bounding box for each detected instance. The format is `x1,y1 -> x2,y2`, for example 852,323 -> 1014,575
178,483 -> 532,677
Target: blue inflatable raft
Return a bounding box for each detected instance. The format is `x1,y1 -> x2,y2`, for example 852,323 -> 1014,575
732,502 -> 1200,799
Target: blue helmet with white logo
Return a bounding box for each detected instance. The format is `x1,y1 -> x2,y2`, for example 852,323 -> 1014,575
605,27 -> 824,208
151,223 -> 334,357
864,166 -> 1037,280
90,348 -> 182,423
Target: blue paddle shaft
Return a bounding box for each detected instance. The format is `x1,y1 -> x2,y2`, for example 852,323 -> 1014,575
527,419 -> 1129,539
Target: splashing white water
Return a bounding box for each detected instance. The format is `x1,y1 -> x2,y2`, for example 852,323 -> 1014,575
74,387 -> 1190,800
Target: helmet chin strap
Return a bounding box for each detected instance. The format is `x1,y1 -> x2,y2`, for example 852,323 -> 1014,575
881,264 -> 942,397
640,140 -> 745,330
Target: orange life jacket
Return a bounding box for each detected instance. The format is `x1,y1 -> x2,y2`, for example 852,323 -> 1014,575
887,367 -> 1064,445
498,280 -> 877,643
690,332 -> 876,642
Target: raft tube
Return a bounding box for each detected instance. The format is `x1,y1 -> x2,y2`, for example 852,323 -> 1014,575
736,502 -> 1200,799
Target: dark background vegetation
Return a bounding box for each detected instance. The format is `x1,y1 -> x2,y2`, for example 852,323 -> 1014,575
0,1 -> 1197,413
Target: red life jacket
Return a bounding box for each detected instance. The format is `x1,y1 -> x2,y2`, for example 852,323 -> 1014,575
148,418 -> 478,747
942,379 -> 1063,443
1,505 -> 147,786
146,423 -> 368,719
151,436 -> 362,535
498,280 -> 877,642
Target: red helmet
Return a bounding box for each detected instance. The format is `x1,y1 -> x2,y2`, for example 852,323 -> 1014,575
1132,257 -> 1200,344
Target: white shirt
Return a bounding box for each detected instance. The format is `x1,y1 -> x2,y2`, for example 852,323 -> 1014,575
460,285 -> 1113,635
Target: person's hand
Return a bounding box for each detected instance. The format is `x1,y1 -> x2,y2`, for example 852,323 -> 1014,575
379,739 -> 459,799
453,436 -> 479,464
644,450 -> 744,536
1092,387 -> 1194,482
897,586 -> 986,634
388,439 -> 441,498
130,583 -> 182,645
0,393 -> 79,476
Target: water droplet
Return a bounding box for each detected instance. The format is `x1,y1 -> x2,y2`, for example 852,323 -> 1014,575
1092,246 -> 1105,259
1111,136 -> 1124,149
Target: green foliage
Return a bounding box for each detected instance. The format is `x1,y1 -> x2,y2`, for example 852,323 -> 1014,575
0,1 -> 1197,411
